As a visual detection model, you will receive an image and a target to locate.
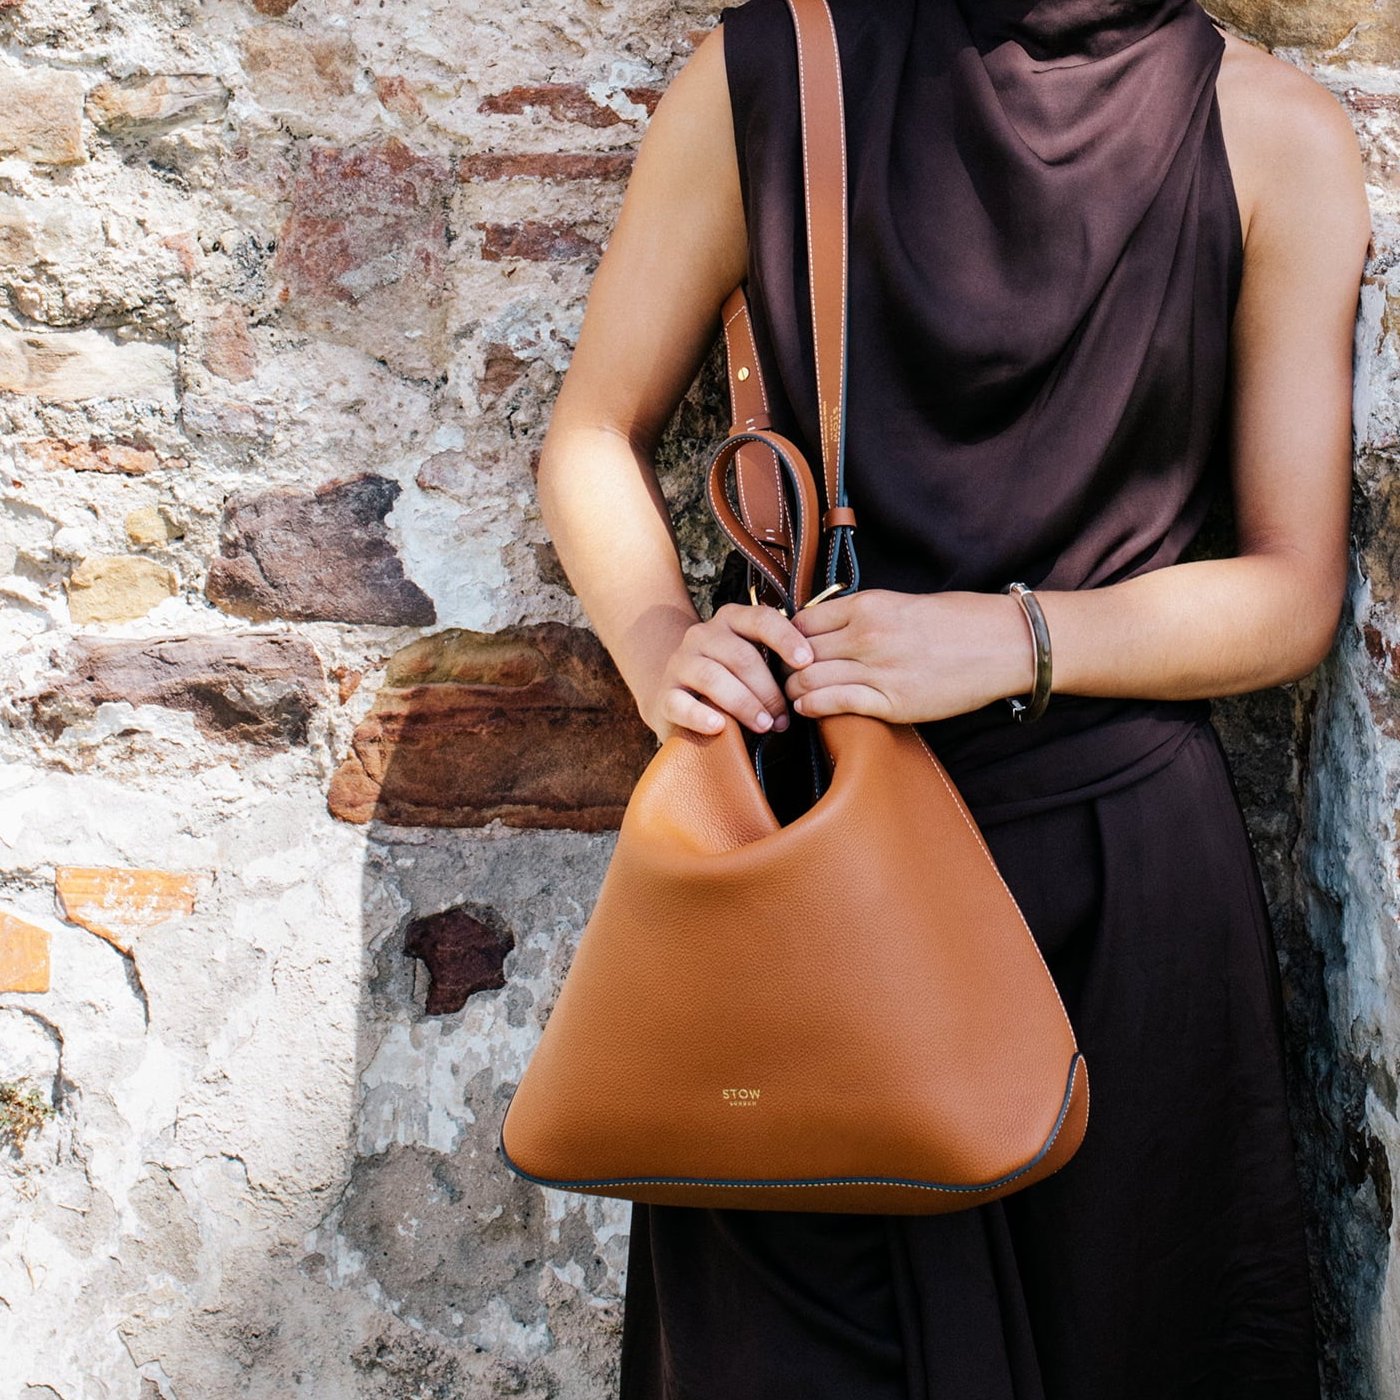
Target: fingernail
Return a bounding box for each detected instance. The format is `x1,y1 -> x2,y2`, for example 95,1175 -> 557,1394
773,713 -> 789,731
756,711 -> 772,730
794,646 -> 813,664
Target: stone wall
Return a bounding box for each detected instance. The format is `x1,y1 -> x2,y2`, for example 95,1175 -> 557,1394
0,0 -> 1394,1395
1206,3 -> 1400,1394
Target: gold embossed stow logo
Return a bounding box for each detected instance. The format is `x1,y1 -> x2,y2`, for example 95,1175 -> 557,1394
722,1088 -> 762,1107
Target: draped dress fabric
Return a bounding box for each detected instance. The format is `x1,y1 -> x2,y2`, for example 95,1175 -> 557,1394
617,1 -> 1322,1395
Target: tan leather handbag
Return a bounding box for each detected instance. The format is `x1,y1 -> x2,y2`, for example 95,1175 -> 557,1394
497,0 -> 1088,1215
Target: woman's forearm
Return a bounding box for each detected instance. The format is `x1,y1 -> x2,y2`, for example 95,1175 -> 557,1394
537,420 -> 1344,727
1030,550 -> 1344,703
536,423 -> 702,729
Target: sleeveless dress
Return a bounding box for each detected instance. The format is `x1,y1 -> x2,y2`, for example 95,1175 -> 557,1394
618,2 -> 1322,1395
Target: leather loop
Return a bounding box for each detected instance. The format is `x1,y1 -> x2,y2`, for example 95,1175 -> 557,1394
706,428 -> 822,613
822,506 -> 857,529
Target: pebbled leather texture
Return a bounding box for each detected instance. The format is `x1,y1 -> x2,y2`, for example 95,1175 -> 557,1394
497,0 -> 1089,1214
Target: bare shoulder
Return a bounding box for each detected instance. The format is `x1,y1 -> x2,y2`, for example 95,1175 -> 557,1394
637,19 -> 744,240
656,20 -> 732,135
1215,26 -> 1372,258
1216,27 -> 1358,152
610,18 -> 746,295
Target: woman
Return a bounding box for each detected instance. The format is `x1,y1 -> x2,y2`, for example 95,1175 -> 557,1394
532,0 -> 1371,1395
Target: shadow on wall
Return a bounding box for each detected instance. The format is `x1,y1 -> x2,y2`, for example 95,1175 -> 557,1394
317,623 -> 663,1390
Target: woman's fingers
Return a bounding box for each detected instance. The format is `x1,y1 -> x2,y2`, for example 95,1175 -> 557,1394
654,602 -> 814,738
719,600 -> 814,671
670,653 -> 782,736
702,628 -> 793,723
658,685 -> 731,738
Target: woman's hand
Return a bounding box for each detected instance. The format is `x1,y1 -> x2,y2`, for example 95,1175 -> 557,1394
784,588 -> 1036,724
643,601 -> 816,745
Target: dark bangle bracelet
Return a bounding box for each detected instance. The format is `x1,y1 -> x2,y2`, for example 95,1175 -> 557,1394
1001,581 -> 1052,723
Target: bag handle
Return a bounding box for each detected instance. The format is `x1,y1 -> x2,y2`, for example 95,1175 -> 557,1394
711,0 -> 860,604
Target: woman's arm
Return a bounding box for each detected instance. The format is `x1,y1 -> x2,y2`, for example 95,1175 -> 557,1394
535,24 -> 813,743
786,52 -> 1373,724
1026,57 -> 1372,704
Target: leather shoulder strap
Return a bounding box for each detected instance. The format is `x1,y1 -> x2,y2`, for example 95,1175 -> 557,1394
787,0 -> 849,535
720,0 -> 859,593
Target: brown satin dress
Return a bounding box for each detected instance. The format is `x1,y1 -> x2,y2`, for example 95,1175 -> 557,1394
618,2 -> 1322,1395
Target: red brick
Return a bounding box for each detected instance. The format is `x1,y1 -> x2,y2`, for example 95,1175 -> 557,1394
1363,623 -> 1399,674
331,664 -> 363,703
1346,91 -> 1400,114
477,220 -> 601,262
478,83 -> 662,126
327,622 -> 656,830
374,75 -> 425,121
458,152 -> 634,183
480,83 -> 618,127
404,907 -> 514,1014
203,304 -> 257,383
271,139 -> 452,377
621,86 -> 663,116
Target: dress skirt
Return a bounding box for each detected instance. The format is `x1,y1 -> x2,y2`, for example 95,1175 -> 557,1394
617,706 -> 1321,1399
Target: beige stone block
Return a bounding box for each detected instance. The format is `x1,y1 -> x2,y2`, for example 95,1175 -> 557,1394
1213,0 -> 1400,60
0,911 -> 51,993
54,867 -> 199,955
87,74 -> 228,131
0,196 -> 105,304
124,506 -> 179,546
0,327 -> 176,403
0,66 -> 85,165
65,554 -> 178,623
